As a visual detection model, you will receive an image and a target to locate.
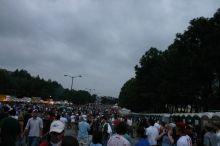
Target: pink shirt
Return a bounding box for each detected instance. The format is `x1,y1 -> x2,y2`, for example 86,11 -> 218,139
107,134 -> 131,146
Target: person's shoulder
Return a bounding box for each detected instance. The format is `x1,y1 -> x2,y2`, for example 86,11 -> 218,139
37,117 -> 43,121
120,135 -> 130,144
216,132 -> 220,137
147,126 -> 154,131
135,139 -> 147,146
204,132 -> 210,136
28,117 -> 33,121
177,136 -> 187,143
136,138 -> 150,146
38,116 -> 43,119
90,143 -> 102,146
111,135 -> 130,145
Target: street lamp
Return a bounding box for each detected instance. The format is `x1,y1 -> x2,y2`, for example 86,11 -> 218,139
64,74 -> 82,91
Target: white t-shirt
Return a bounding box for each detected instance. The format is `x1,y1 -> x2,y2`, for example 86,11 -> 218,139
71,115 -> 75,123
177,135 -> 192,146
25,117 -> 43,137
146,126 -> 159,145
107,134 -> 131,146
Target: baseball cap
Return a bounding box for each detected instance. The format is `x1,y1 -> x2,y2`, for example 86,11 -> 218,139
82,115 -> 87,121
33,109 -> 38,112
154,122 -> 160,129
50,120 -> 65,133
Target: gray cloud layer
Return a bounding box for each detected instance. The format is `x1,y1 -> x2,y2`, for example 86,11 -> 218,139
0,0 -> 219,97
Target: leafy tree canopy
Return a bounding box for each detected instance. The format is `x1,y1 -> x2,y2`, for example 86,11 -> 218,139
119,8 -> 220,113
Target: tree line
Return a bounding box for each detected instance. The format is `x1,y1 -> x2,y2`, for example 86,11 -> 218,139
0,68 -> 118,105
118,8 -> 220,113
0,69 -> 97,104
0,69 -> 117,105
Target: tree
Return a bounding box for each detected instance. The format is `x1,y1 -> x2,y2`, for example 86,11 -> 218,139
0,68 -> 95,103
119,8 -> 220,112
118,78 -> 138,110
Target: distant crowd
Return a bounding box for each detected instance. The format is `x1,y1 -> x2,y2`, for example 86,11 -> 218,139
0,102 -> 220,146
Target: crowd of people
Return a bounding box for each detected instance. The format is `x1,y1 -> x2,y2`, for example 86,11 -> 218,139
0,102 -> 220,146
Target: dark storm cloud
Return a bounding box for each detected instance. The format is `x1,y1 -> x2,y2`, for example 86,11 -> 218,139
0,0 -> 220,97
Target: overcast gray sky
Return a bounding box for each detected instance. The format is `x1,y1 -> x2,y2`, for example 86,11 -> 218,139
0,0 -> 219,97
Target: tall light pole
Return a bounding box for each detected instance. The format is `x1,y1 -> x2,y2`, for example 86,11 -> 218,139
64,74 -> 82,91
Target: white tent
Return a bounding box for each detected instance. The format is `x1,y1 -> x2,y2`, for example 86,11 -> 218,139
119,108 -> 131,115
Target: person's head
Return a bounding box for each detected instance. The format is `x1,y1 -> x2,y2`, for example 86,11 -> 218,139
9,108 -> 16,116
49,120 -> 65,144
175,116 -> 182,123
154,122 -> 161,130
164,124 -> 173,134
115,121 -> 127,135
80,115 -> 87,121
136,126 -> 146,138
101,116 -> 107,123
176,123 -> 186,135
56,114 -> 61,120
32,109 -> 38,118
61,136 -> 79,146
215,123 -> 220,131
148,119 -> 155,126
186,124 -> 193,134
1,117 -> 21,146
204,123 -> 214,132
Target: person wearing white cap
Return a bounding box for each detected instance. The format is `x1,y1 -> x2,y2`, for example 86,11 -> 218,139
39,120 -> 65,146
